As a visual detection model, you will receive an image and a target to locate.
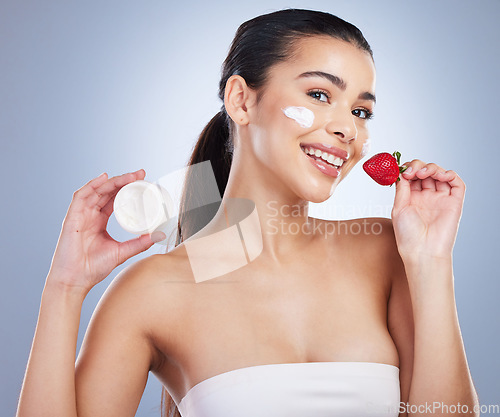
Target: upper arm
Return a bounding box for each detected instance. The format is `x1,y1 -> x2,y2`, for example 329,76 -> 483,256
75,257 -> 161,417
382,219 -> 415,412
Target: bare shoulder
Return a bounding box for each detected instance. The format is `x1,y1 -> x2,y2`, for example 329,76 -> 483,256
326,217 -> 402,264
97,248 -> 195,320
97,253 -> 178,307
352,217 -> 405,276
80,251 -> 191,346
80,248 -> 196,363
312,217 -> 405,300
74,251 -> 194,416
345,216 -> 395,242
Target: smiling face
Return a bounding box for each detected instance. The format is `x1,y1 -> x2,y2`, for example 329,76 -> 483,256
242,35 -> 376,202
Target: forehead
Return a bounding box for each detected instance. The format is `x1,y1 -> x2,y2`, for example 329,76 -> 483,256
270,36 -> 376,91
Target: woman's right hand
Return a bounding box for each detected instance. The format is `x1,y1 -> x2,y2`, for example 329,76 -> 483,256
47,169 -> 161,294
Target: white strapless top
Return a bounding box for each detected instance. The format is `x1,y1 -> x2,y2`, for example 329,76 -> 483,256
177,361 -> 400,417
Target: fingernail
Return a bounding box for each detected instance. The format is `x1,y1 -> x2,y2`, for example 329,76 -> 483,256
404,166 -> 413,174
150,231 -> 166,243
418,167 -> 427,172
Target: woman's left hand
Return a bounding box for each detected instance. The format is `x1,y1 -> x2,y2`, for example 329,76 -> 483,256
391,159 -> 466,263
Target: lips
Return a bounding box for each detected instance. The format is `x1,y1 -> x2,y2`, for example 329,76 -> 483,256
299,142 -> 349,161
299,142 -> 349,179
300,148 -> 341,178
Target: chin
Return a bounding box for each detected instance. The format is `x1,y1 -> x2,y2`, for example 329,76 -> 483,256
300,181 -> 340,204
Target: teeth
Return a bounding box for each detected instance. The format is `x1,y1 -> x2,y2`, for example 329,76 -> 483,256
301,146 -> 344,167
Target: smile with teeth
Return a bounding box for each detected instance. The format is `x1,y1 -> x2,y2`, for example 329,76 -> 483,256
300,146 -> 345,169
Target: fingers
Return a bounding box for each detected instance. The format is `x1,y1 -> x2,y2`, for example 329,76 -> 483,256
410,179 -> 422,191
97,170 -> 147,227
69,173 -> 109,216
91,169 -> 146,210
403,161 -> 440,181
72,172 -> 109,201
69,170 -> 146,224
100,192 -> 118,218
401,159 -> 462,194
393,173 -> 411,210
446,170 -> 466,199
116,233 -> 160,265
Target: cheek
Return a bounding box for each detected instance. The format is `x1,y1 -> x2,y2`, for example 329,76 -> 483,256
281,106 -> 315,128
360,138 -> 371,158
250,105 -> 312,171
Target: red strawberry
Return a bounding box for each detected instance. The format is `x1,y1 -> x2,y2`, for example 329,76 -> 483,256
362,151 -> 408,186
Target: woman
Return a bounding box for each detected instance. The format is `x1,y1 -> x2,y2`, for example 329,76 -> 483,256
16,9 -> 478,417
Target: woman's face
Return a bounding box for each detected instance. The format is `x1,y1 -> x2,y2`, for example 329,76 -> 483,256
246,35 -> 376,203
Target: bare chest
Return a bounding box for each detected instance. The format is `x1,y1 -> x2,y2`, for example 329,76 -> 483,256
151,254 -> 398,405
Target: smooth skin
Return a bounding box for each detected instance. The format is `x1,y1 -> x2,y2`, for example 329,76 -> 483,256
16,36 -> 478,417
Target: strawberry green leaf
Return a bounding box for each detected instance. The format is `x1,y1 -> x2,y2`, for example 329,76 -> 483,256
392,151 -> 401,165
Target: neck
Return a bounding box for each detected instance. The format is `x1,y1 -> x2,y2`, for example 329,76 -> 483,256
202,148 -> 316,264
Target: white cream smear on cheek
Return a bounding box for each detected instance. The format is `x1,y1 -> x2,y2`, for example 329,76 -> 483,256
361,138 -> 371,158
282,106 -> 315,128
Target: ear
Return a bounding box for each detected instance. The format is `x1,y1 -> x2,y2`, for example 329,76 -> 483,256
224,75 -> 256,126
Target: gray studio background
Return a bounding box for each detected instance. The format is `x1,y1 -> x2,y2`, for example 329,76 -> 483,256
1,0 -> 499,415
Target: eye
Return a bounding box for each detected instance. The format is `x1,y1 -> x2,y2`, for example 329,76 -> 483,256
307,89 -> 330,103
352,108 -> 374,120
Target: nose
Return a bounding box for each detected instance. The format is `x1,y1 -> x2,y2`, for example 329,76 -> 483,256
325,110 -> 357,143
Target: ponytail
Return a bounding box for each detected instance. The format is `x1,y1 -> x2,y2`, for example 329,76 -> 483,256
161,109 -> 233,417
175,109 -> 233,246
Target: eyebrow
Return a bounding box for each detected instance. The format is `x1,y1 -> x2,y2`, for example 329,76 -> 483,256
297,71 -> 376,104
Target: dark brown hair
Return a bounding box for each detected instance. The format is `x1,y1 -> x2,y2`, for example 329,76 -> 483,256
162,8 -> 372,417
